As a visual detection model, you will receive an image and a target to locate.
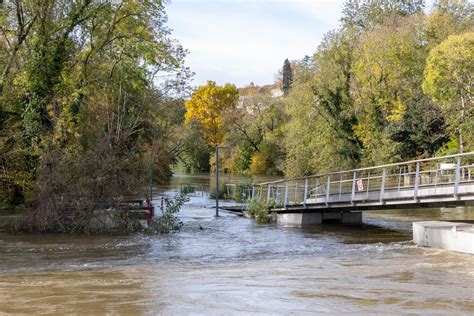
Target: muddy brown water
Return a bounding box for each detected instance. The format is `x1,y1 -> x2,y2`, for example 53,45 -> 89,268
0,174 -> 473,314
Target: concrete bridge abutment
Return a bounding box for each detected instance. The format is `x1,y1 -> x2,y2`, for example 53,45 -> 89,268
276,211 -> 362,226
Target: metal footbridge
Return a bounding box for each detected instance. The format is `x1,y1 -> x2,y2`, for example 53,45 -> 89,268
252,152 -> 474,214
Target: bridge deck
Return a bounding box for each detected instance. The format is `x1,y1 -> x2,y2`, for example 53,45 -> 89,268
253,152 -> 474,213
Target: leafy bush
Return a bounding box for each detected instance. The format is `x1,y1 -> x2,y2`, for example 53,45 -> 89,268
231,146 -> 254,174
145,190 -> 189,234
180,184 -> 196,195
232,180 -> 254,202
250,142 -> 283,175
18,145 -> 145,234
209,184 -> 228,199
246,199 -> 275,224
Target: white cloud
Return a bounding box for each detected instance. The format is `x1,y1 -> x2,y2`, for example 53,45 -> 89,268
166,0 -> 345,87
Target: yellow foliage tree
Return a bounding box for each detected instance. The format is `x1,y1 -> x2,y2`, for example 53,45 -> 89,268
184,81 -> 238,146
423,32 -> 474,153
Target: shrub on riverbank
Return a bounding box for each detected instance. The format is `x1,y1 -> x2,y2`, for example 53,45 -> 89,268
232,180 -> 254,202
246,199 -> 275,224
209,185 -> 228,199
13,142 -> 145,234
145,191 -> 189,234
9,189 -> 190,235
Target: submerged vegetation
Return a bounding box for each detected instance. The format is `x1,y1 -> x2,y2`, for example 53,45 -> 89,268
246,199 -> 276,224
145,190 -> 189,235
231,180 -> 254,202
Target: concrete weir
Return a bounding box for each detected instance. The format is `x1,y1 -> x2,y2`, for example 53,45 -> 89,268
277,211 -> 362,225
413,221 -> 474,254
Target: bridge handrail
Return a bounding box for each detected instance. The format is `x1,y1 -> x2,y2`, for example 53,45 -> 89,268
257,152 -> 474,186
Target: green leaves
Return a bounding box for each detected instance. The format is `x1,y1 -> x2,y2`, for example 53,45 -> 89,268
0,0 -> 190,216
423,32 -> 474,103
423,32 -> 474,152
252,0 -> 471,176
145,191 -> 189,235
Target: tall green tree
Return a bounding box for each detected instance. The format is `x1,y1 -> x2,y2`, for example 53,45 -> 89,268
351,14 -> 450,164
424,0 -> 474,48
284,81 -> 355,177
341,0 -> 424,31
311,30 -> 361,165
423,32 -> 474,152
282,58 -> 293,95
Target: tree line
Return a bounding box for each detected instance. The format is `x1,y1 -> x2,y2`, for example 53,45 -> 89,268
0,0 -> 191,232
183,0 -> 473,178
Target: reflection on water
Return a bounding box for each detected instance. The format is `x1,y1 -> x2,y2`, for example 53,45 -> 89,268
0,174 -> 473,314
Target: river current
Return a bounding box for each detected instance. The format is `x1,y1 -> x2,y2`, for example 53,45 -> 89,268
0,174 -> 473,314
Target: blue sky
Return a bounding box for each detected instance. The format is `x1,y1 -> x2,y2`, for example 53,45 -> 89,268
165,0 -> 346,87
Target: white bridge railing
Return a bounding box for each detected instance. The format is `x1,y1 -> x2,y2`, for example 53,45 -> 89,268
252,152 -> 474,208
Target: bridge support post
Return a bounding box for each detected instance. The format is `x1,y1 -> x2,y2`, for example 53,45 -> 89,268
351,171 -> 356,205
277,213 -> 322,225
315,178 -> 320,200
294,184 -> 298,204
454,157 -> 461,199
414,162 -> 420,201
325,176 -> 331,206
276,211 -> 362,225
341,211 -> 362,224
303,178 -> 308,207
380,167 -> 386,204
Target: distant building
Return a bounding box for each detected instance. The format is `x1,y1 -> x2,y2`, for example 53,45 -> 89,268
238,82 -> 283,99
237,82 -> 283,114
271,88 -> 283,98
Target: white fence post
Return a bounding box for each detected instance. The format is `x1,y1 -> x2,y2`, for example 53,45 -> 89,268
414,162 -> 420,201
454,157 -> 461,199
326,175 -> 331,206
380,167 -> 386,204
351,171 -> 356,205
338,175 -> 343,200
303,178 -> 308,206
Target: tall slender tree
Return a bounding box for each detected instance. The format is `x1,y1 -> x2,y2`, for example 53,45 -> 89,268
423,32 -> 474,153
282,58 -> 293,95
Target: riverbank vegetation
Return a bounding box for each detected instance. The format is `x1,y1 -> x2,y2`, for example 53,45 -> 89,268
185,0 -> 473,178
0,0 -> 191,232
245,199 -> 275,224
145,190 -> 189,234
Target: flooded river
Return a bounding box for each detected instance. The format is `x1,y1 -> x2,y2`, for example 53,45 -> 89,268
0,174 -> 473,314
